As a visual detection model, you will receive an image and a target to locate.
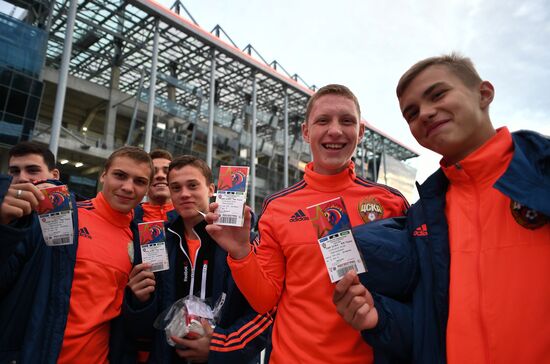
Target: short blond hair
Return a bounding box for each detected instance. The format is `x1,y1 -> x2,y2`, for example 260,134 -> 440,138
305,84 -> 361,122
397,53 -> 482,98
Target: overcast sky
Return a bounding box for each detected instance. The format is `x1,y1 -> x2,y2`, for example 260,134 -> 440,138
156,0 -> 550,184
2,0 -> 548,185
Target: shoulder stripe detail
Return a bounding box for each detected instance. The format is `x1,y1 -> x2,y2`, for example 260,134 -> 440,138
210,310 -> 274,351
76,200 -> 94,209
261,180 -> 306,214
355,176 -> 410,209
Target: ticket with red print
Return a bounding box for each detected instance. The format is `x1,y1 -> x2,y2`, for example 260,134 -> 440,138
214,166 -> 249,227
138,220 -> 170,272
37,185 -> 74,246
307,197 -> 366,282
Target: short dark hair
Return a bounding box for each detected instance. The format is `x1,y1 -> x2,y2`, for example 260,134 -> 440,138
168,155 -> 212,185
9,141 -> 56,170
305,84 -> 361,122
104,146 -> 154,180
397,53 -> 483,98
150,149 -> 173,161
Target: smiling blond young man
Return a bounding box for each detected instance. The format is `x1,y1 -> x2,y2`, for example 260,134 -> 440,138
204,84 -> 409,363
334,54 -> 550,364
0,146 -> 153,364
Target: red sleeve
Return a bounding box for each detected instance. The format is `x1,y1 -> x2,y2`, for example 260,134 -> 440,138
228,207 -> 285,314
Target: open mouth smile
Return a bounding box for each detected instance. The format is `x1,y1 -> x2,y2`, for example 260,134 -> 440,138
322,143 -> 346,150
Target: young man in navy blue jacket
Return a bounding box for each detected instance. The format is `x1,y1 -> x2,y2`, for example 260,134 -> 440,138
0,146 -> 153,364
123,155 -> 271,364
334,54 -> 550,364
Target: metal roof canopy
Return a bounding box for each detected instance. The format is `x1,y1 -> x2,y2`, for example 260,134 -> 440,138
44,0 -> 418,160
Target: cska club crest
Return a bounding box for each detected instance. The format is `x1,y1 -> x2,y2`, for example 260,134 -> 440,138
358,197 -> 384,223
510,200 -> 548,230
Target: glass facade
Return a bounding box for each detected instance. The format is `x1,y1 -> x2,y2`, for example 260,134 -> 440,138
0,12 -> 47,145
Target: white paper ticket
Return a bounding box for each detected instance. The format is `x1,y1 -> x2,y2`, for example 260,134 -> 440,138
36,185 -> 74,246
306,197 -> 367,282
138,221 -> 170,272
214,166 -> 249,227
318,230 -> 366,282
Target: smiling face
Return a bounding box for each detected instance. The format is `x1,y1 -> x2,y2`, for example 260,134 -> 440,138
302,94 -> 365,175
148,157 -> 171,205
100,156 -> 151,213
398,65 -> 495,165
168,165 -> 215,227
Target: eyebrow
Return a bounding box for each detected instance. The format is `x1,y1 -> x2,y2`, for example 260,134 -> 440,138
422,82 -> 446,98
9,164 -> 42,169
402,82 -> 448,117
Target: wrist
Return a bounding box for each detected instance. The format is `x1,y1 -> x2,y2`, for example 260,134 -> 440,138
229,244 -> 251,260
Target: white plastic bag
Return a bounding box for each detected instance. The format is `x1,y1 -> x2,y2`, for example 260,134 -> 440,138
154,295 -> 215,347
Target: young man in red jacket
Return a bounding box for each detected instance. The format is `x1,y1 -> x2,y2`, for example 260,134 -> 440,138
205,84 -> 409,363
0,146 -> 153,363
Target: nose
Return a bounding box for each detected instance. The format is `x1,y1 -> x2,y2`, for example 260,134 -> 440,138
16,172 -> 31,184
120,179 -> 134,192
419,103 -> 437,123
174,188 -> 191,200
327,120 -> 343,136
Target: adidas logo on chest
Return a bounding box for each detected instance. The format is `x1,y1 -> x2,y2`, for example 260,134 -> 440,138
289,209 -> 309,222
79,226 -> 92,239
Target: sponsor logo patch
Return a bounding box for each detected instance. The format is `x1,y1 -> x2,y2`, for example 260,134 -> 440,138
510,200 -> 548,230
413,224 -> 428,237
289,209 -> 309,222
78,227 -> 92,239
358,197 -> 384,223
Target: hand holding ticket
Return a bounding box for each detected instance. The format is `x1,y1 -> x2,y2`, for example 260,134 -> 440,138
214,166 -> 249,227
306,197 -> 367,282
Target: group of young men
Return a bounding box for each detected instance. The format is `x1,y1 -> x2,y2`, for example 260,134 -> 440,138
0,53 -> 548,364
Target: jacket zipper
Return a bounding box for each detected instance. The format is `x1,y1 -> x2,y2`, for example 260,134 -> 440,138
167,227 -> 204,297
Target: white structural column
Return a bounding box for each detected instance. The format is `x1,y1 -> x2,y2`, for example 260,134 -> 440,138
283,89 -> 289,188
104,65 -> 120,149
371,133 -> 378,182
361,139 -> 366,178
206,48 -> 216,167
250,74 -> 257,212
49,0 -> 78,156
382,142 -> 388,185
144,18 -> 160,153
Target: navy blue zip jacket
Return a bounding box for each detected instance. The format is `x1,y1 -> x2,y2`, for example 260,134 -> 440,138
0,177 -> 139,364
122,215 -> 272,364
358,130 -> 550,364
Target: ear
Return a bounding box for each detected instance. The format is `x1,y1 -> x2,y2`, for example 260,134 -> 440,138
357,122 -> 366,144
100,169 -> 106,184
479,81 -> 494,109
208,183 -> 215,198
301,121 -> 310,144
52,168 -> 60,180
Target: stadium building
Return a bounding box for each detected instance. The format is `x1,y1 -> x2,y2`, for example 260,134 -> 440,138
0,0 -> 418,207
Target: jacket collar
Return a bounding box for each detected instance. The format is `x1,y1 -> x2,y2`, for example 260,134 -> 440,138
303,161 -> 357,192
441,127 -> 513,186
167,214 -> 208,239
92,192 -> 133,228
494,130 -> 550,215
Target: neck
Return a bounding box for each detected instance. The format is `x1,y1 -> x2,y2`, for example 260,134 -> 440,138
183,215 -> 202,238
443,122 -> 496,165
148,196 -> 170,206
